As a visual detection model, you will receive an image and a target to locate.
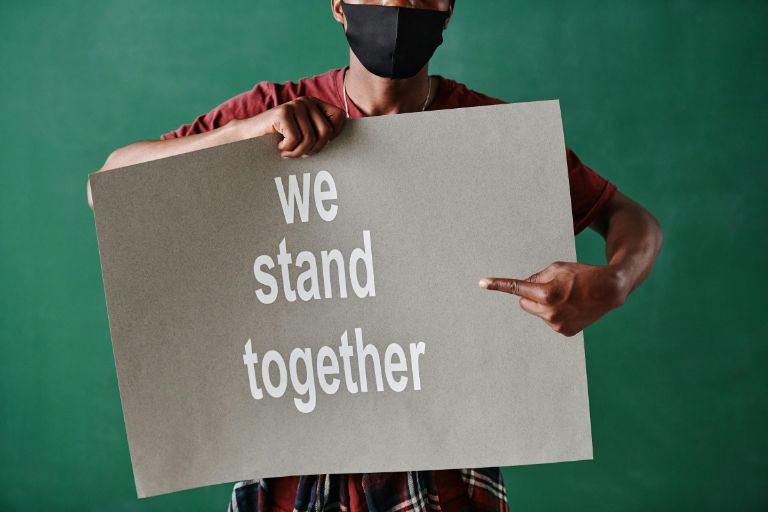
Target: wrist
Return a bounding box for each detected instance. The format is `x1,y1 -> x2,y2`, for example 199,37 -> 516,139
231,113 -> 273,140
225,118 -> 250,140
603,262 -> 633,306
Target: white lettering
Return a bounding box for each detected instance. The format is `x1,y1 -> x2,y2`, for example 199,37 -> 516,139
242,329 -> 426,413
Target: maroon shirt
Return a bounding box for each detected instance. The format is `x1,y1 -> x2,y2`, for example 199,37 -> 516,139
161,66 -> 617,234
161,66 -> 617,512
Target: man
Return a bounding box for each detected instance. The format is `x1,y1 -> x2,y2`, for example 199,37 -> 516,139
88,1 -> 663,511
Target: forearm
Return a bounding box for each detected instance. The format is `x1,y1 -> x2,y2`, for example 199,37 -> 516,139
99,119 -> 259,172
591,191 -> 663,299
87,118 -> 265,209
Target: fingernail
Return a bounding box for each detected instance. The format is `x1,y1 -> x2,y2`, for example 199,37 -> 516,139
301,154 -> 309,159
478,278 -> 490,289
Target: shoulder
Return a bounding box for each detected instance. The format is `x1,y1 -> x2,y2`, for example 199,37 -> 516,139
199,67 -> 345,119
160,68 -> 345,139
247,67 -> 345,111
431,75 -> 508,110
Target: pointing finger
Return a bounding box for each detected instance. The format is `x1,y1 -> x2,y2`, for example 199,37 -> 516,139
479,277 -> 552,303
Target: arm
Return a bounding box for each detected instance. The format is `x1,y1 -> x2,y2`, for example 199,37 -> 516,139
589,190 -> 663,297
87,120 -> 253,209
87,97 -> 347,209
480,190 -> 663,336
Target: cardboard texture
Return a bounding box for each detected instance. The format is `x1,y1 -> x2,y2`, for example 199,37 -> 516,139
90,101 -> 593,498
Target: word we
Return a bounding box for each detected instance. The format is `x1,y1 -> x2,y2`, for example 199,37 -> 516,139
253,171 -> 376,304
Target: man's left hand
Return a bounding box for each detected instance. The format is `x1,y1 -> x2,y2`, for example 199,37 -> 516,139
479,262 -> 629,337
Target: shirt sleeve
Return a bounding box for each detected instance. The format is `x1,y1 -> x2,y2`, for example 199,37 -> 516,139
159,81 -> 280,140
566,148 -> 618,234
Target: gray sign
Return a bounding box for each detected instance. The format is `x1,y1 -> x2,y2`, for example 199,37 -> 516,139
90,100 -> 592,498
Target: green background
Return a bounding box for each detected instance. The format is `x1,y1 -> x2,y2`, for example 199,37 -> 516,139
1,0 -> 766,510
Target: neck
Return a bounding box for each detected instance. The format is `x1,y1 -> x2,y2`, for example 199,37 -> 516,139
344,52 -> 432,116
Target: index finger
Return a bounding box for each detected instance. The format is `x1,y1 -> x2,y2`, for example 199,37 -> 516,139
479,277 -> 551,303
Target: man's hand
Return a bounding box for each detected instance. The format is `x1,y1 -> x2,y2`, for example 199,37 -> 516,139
479,262 -> 629,337
88,96 -> 348,209
478,191 -> 663,337
248,96 -> 347,159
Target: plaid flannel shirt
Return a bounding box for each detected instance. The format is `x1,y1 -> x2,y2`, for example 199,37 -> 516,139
227,469 -> 509,512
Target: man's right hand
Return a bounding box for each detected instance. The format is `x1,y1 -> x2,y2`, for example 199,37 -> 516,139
246,96 -> 347,159
89,96 -> 347,209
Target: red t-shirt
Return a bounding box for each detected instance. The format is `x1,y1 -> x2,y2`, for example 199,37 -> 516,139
161,66 -> 617,234
159,66 -> 617,512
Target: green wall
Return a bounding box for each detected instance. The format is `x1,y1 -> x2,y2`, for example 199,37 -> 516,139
1,1 -> 766,510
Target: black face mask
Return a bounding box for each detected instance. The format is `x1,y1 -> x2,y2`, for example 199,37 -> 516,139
341,1 -> 450,79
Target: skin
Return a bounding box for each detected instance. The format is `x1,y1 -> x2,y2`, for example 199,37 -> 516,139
88,0 -> 663,337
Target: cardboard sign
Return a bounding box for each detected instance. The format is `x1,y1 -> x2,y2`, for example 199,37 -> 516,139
90,101 -> 592,498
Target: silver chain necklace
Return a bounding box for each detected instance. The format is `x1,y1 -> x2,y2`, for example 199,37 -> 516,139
342,70 -> 432,118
